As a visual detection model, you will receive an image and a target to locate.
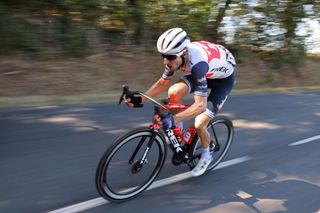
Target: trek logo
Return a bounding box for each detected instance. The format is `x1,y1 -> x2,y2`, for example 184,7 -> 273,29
165,129 -> 183,153
211,66 -> 228,73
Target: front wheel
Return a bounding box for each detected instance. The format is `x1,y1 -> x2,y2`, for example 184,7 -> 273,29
189,115 -> 234,172
96,127 -> 167,202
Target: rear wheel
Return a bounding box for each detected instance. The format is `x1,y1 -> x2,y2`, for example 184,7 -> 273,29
96,127 -> 167,202
189,115 -> 234,172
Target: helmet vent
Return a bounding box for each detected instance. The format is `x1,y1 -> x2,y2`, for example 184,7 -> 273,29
173,36 -> 187,49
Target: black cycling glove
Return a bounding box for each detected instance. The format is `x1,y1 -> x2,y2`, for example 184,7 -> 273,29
159,111 -> 175,130
126,93 -> 143,108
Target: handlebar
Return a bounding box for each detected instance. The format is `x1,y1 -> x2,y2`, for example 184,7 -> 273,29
119,85 -> 172,113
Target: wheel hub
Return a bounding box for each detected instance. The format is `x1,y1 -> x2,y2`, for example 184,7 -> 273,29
131,159 -> 148,174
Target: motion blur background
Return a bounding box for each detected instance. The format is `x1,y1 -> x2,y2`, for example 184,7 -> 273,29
0,0 -> 320,102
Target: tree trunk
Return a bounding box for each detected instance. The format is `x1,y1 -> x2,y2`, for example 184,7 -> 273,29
206,0 -> 232,43
126,0 -> 144,45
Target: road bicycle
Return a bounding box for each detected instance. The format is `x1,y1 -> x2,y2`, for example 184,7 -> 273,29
96,85 -> 234,202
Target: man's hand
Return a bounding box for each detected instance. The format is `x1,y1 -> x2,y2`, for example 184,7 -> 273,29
123,93 -> 143,108
158,112 -> 175,130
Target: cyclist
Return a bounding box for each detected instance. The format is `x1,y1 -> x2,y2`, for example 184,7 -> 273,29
124,27 -> 236,177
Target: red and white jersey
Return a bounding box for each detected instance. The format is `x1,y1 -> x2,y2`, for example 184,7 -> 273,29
183,41 -> 236,79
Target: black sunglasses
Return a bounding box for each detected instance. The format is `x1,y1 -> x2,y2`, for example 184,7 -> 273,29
162,54 -> 178,61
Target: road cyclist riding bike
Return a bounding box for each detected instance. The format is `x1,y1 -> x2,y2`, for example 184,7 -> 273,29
95,27 -> 236,202
124,27 -> 236,176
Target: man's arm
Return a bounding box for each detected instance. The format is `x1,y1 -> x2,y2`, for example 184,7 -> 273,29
124,69 -> 172,107
174,95 -> 207,123
142,77 -> 170,102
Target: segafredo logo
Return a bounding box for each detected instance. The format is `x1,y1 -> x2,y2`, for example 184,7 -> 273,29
165,129 -> 183,153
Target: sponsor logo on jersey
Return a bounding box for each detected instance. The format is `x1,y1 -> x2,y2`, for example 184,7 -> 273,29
198,85 -> 207,89
211,66 -> 228,73
197,77 -> 206,83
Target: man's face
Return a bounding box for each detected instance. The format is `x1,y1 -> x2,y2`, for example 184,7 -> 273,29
162,55 -> 182,72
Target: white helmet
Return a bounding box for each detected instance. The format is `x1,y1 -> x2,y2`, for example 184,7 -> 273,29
157,28 -> 190,55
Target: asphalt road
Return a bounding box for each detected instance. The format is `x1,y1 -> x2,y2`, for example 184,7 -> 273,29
1,91 -> 319,213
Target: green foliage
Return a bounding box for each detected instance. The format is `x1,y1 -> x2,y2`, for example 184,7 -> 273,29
0,2 -> 92,57
57,19 -> 90,57
283,43 -> 306,65
265,71 -> 276,83
0,6 -> 41,53
258,43 -> 306,69
0,0 -> 319,64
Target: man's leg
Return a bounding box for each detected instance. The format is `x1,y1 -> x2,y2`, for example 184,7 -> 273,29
191,112 -> 212,177
190,75 -> 235,176
194,113 -> 211,150
168,80 -> 189,129
168,79 -> 188,104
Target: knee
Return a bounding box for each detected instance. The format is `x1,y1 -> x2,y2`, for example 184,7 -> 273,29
194,114 -> 211,132
168,85 -> 182,102
194,120 -> 207,132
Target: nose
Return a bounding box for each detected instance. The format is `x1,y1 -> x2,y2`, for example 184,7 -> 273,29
163,57 -> 170,65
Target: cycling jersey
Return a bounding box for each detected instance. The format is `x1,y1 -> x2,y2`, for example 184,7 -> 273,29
161,41 -> 236,118
162,41 -> 236,97
183,41 -> 235,96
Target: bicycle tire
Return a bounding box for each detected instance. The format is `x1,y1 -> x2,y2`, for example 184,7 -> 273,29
189,115 -> 234,172
96,127 -> 167,202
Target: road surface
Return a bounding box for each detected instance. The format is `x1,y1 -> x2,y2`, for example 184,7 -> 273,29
1,91 -> 319,213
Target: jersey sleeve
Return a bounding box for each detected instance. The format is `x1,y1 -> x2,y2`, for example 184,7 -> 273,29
161,68 -> 174,80
191,61 -> 209,97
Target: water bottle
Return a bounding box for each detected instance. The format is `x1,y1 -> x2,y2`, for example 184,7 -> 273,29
173,126 -> 184,143
184,125 -> 196,144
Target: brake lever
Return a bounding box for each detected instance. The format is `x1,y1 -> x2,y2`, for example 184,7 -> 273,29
118,85 -> 171,112
118,85 -> 129,105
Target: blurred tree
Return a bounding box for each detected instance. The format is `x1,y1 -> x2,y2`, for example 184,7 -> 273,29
0,0 -> 319,62
126,0 -> 144,45
206,0 -> 231,42
222,0 -> 320,67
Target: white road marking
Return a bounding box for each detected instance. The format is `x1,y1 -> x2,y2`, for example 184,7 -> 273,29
47,156 -> 252,213
289,134 -> 320,146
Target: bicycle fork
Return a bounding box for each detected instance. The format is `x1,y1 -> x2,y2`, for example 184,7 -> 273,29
129,128 -> 159,172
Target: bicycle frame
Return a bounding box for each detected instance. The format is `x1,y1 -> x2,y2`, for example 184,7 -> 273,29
130,103 -> 195,169
149,105 -> 197,169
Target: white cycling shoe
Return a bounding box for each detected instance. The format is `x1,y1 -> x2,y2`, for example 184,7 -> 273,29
191,156 -> 212,177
